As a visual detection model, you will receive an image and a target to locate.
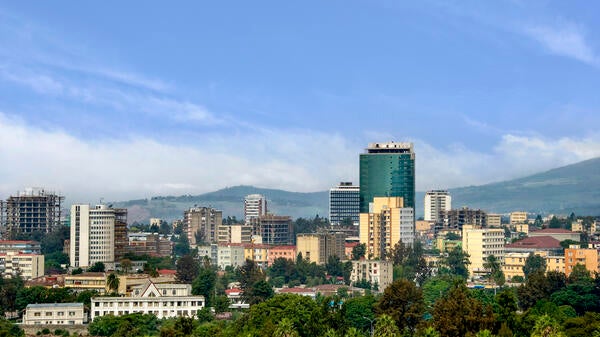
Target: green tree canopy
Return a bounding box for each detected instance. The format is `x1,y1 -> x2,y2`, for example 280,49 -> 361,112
375,279 -> 425,333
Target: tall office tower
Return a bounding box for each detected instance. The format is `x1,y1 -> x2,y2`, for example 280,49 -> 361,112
359,142 -> 415,213
244,194 -> 267,224
424,190 -> 451,222
329,182 -> 360,225
184,207 -> 223,245
70,204 -> 127,268
360,197 -> 414,259
250,214 -> 292,245
1,188 -> 65,239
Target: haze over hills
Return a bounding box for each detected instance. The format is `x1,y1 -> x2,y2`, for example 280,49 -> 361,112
114,157 -> 600,223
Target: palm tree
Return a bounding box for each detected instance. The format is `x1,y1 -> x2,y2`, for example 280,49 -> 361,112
107,273 -> 120,293
273,318 -> 299,337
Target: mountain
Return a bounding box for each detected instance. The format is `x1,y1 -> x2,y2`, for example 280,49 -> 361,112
112,185 -> 329,223
447,157 -> 600,216
114,157 -> 600,223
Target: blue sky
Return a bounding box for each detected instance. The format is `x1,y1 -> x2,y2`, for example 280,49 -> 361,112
0,1 -> 599,202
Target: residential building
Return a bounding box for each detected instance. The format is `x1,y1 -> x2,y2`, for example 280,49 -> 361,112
462,225 -> 505,277
197,244 -> 218,266
345,242 -> 360,260
184,207 -> 222,245
359,197 -> 414,259
217,244 -> 245,270
424,190 -> 451,222
127,233 -> 173,257
0,240 -> 41,254
510,212 -> 528,225
546,255 -> 566,274
487,214 -> 502,228
359,142 -> 415,213
0,251 -> 44,279
64,272 -> 109,294
91,281 -> 205,320
277,287 -> 317,299
1,188 -> 64,239
504,236 -> 563,256
268,245 -> 297,265
243,243 -> 270,268
296,232 -> 345,264
23,303 -> 85,325
515,224 -> 529,235
565,246 -> 599,276
438,207 -> 487,231
225,288 -> 248,309
244,194 -> 267,224
217,224 -> 253,244
529,228 -> 581,242
329,182 -> 360,225
350,259 -> 393,292
502,252 -> 532,281
250,214 -> 292,245
70,204 -> 127,268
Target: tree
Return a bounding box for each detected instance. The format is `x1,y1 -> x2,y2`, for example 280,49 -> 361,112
244,279 -> 274,305
213,295 -> 231,314
373,314 -> 401,337
88,262 -> 106,272
483,255 -> 505,286
432,283 -> 494,337
440,247 -> 470,279
352,244 -> 366,260
192,259 -> 217,307
0,318 -> 24,337
326,255 -> 344,278
71,267 -> 83,275
107,273 -> 120,293
549,216 -> 562,229
375,279 -> 425,333
523,253 -> 547,279
175,255 -> 199,283
531,314 -> 566,337
274,318 -> 300,337
120,258 -> 133,274
343,295 -> 376,332
495,289 -> 518,331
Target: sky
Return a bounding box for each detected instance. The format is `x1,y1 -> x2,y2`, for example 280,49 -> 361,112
1,1 -> 600,202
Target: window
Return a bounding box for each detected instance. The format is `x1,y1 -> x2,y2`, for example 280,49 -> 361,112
45,312 -> 52,316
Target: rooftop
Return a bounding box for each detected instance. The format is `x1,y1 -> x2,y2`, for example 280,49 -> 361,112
505,236 -> 562,249
530,228 -> 574,234
27,303 -> 83,308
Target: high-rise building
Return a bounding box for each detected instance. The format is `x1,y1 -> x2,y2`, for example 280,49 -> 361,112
359,197 -> 414,259
296,232 -> 345,265
244,194 -> 267,224
359,142 -> 415,213
70,204 -> 127,268
250,214 -> 292,245
329,182 -> 360,225
184,207 -> 223,245
424,190 -> 451,222
462,225 -> 505,277
217,224 -> 253,244
437,207 -> 487,232
1,188 -> 64,239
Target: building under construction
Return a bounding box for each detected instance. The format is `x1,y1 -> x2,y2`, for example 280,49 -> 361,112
0,188 -> 65,240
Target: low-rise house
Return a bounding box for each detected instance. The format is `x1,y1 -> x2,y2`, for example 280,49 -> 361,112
91,280 -> 205,321
529,228 -> 580,243
23,303 -> 85,325
277,287 -> 316,299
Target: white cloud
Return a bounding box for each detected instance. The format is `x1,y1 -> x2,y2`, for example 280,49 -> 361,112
524,23 -> 596,65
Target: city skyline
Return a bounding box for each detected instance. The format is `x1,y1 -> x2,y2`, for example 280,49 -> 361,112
1,2 -> 600,202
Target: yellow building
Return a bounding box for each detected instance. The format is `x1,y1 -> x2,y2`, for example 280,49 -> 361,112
435,238 -> 461,253
565,246 -> 599,276
243,244 -> 270,268
546,255 -> 565,274
487,214 -> 502,228
296,233 -> 345,265
510,212 -> 528,225
0,252 -> 44,280
462,225 -> 505,277
359,197 -> 414,259
64,272 -> 109,294
515,224 -> 529,235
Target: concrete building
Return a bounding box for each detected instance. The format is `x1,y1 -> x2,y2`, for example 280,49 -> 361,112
64,272 -> 109,294
424,190 -> 451,222
502,252 -> 532,281
127,233 -> 173,257
529,228 -> 580,243
329,182 -> 360,225
268,245 -> 297,265
510,212 -> 528,226
296,232 -> 345,265
244,194 -> 267,224
243,244 -> 270,268
438,207 -> 487,231
547,255 -> 566,274
0,251 -> 44,279
359,197 -> 414,259
350,259 -> 393,292
91,281 -> 205,320
217,244 -> 245,270
23,303 -> 85,325
0,240 -> 41,254
462,225 -> 505,278
565,246 -> 599,276
70,204 -> 127,268
184,207 -> 222,245
487,214 -> 502,228
197,244 -> 218,266
504,236 -> 563,256
359,142 -> 415,213
1,188 -> 64,239
217,224 -> 253,244
250,215 -> 292,245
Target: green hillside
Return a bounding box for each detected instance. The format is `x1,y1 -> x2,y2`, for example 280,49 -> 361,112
448,157 -> 600,215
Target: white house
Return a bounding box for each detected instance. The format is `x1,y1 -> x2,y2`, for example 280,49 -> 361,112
23,303 -> 85,325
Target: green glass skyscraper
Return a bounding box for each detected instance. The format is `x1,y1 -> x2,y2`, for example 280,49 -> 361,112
359,142 -> 415,213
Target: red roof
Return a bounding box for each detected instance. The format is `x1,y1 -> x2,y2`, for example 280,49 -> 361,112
225,288 -> 242,295
157,269 -> 176,275
505,236 -> 561,249
270,246 -> 296,250
345,242 -> 360,248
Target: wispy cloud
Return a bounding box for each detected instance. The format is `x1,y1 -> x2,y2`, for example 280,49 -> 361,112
523,23 -> 596,65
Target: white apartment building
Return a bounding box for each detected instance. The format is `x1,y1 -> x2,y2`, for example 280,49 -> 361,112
350,259 -> 393,292
217,244 -> 245,269
0,251 -> 44,279
244,194 -> 267,224
91,281 -> 205,321
70,204 -> 123,268
23,303 -> 85,325
462,225 -> 505,277
424,190 -> 451,222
